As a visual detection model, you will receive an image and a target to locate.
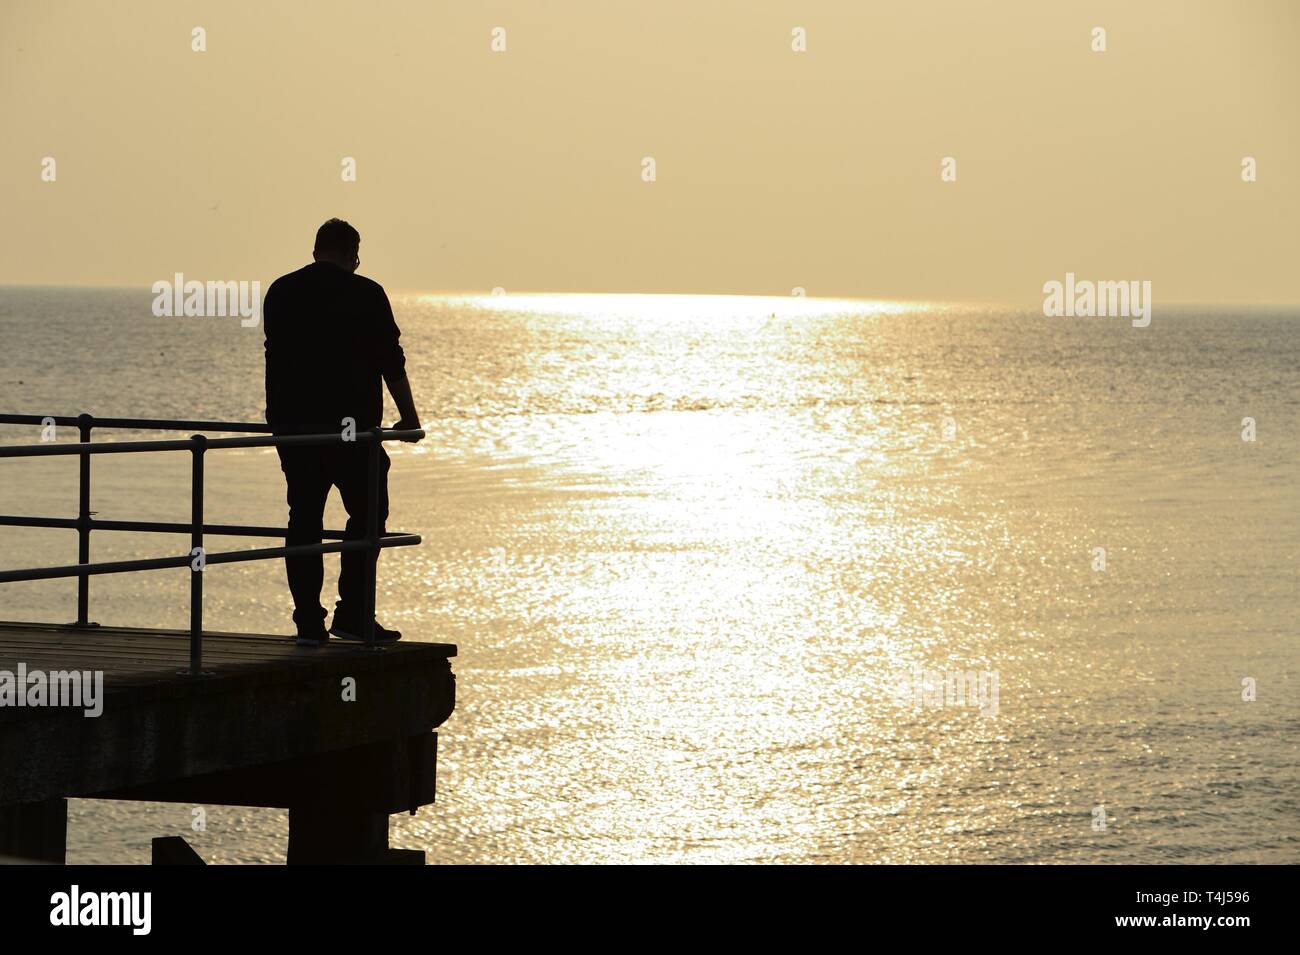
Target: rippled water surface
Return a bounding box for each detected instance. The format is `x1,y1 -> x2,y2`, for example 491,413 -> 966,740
0,288 -> 1296,863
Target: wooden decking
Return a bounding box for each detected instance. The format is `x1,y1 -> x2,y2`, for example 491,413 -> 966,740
0,621 -> 457,863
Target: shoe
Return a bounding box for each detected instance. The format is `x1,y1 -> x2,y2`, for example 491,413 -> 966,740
295,625 -> 328,647
329,617 -> 401,644
293,608 -> 328,646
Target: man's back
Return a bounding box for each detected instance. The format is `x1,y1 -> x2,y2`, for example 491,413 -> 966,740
263,262 -> 405,434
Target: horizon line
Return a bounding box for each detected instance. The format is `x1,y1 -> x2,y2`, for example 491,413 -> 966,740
1,282 -> 1298,310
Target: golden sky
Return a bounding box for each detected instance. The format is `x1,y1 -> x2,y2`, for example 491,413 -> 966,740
1,0 -> 1296,302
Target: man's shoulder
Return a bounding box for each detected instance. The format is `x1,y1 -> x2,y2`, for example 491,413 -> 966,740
264,264 -> 389,311
349,272 -> 388,300
266,264 -> 315,295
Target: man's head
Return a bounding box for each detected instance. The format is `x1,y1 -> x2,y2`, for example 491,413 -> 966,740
313,218 -> 360,272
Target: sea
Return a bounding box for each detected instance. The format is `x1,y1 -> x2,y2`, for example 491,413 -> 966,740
0,286 -> 1295,863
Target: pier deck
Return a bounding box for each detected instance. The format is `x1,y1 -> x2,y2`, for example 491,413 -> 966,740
0,621 -> 456,864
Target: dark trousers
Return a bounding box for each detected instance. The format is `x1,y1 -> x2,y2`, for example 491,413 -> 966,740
276,442 -> 390,627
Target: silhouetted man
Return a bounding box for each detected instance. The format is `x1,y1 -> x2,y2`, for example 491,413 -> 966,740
263,218 -> 421,646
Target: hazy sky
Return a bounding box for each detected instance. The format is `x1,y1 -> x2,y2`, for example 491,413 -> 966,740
1,0 -> 1296,302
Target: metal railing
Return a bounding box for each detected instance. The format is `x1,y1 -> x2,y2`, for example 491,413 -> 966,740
0,413 -> 424,671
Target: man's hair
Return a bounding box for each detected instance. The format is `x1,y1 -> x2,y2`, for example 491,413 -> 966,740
314,218 -> 360,257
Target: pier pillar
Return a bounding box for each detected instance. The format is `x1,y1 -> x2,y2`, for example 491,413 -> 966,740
0,797 -> 67,863
286,806 -> 395,863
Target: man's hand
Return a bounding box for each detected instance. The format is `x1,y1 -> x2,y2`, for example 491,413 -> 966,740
391,418 -> 422,443
384,372 -> 423,442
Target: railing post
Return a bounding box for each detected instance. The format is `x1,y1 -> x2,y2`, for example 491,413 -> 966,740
75,412 -> 93,626
189,434 -> 207,673
362,429 -> 382,647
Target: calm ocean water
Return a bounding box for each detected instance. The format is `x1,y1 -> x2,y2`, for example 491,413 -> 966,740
0,286 -> 1296,863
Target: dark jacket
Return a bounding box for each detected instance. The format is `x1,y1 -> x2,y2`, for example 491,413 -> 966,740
263,262 -> 406,434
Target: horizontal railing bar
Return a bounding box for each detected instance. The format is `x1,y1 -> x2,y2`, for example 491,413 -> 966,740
0,413 -> 276,433
201,535 -> 420,567
0,515 -> 423,540
0,437 -> 198,456
0,534 -> 421,584
0,428 -> 424,459
0,515 -> 79,530
0,553 -> 194,582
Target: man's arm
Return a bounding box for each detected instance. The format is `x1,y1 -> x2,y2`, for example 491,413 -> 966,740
373,286 -> 422,442
262,280 -> 282,429
385,370 -> 422,442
